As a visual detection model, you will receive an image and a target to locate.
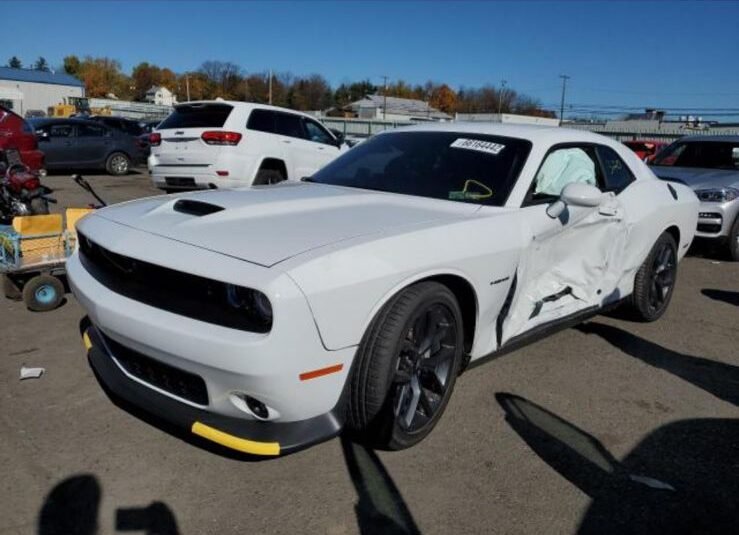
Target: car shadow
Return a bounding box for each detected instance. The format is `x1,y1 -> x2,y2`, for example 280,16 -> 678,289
578,321 -> 739,407
701,288 -> 739,307
496,393 -> 739,535
38,474 -> 179,535
340,436 -> 421,535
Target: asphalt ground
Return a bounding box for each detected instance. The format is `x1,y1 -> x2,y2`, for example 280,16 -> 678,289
2,171 -> 738,534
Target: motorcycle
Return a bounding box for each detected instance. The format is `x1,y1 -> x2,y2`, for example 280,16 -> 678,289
0,150 -> 56,224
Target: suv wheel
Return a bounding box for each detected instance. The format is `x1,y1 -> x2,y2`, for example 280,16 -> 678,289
106,152 -> 130,176
728,215 -> 739,261
254,168 -> 285,185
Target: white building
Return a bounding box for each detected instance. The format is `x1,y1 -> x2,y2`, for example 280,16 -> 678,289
346,94 -> 451,122
145,86 -> 177,106
454,112 -> 560,127
0,67 -> 84,117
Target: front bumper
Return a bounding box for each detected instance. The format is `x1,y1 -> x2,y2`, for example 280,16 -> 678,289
83,325 -> 345,456
695,198 -> 739,239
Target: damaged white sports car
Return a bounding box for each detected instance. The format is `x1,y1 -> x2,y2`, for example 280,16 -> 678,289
69,124 -> 698,456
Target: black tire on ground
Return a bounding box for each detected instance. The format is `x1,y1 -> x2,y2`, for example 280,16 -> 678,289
29,197 -> 49,215
254,168 -> 286,185
22,274 -> 64,312
347,281 -> 465,450
3,275 -> 22,301
629,232 -> 678,322
728,215 -> 739,261
105,152 -> 130,176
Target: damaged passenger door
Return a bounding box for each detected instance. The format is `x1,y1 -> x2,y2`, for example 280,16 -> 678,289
501,144 -> 629,344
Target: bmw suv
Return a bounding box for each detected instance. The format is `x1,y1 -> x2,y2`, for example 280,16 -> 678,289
651,135 -> 739,260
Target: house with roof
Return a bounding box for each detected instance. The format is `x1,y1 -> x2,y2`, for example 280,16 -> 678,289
145,86 -> 177,106
342,94 -> 451,122
0,67 -> 84,117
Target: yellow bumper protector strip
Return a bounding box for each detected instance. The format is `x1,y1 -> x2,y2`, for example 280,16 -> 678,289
82,331 -> 92,351
191,421 -> 280,456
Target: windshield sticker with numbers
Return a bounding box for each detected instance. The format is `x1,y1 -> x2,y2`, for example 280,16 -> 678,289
450,138 -> 506,155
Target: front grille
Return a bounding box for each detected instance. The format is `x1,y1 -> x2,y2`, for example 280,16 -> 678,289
103,332 -> 208,405
77,233 -> 272,333
697,223 -> 722,234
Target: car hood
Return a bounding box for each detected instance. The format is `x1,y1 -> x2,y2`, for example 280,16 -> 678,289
650,166 -> 739,190
95,182 -> 480,267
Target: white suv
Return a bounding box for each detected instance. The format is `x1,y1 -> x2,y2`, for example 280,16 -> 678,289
148,101 -> 344,191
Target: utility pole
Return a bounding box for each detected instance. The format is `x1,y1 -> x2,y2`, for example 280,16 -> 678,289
185,73 -> 191,102
381,75 -> 389,120
268,69 -> 273,105
559,74 -> 570,126
498,79 -> 507,117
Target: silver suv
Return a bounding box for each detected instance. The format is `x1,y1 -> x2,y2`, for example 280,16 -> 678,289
651,135 -> 739,260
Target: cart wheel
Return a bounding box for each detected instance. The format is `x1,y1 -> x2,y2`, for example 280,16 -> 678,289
23,275 -> 64,312
3,275 -> 22,301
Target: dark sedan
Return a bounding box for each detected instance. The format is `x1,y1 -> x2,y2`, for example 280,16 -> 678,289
30,118 -> 146,176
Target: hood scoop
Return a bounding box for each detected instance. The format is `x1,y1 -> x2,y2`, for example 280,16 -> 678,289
173,199 -> 224,217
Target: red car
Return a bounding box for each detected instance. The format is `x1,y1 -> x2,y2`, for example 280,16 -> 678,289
623,140 -> 668,163
0,105 -> 45,172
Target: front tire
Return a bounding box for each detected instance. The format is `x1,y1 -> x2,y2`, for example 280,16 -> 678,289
629,232 -> 678,322
106,152 -> 130,176
347,282 -> 464,450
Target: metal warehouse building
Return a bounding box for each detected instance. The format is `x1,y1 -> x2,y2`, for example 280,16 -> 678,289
0,67 -> 84,117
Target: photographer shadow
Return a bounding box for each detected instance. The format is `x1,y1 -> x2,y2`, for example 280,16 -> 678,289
496,393 -> 739,534
38,474 -> 179,535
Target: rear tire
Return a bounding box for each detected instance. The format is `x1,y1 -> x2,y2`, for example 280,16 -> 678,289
347,281 -> 464,450
22,275 -> 64,312
3,275 -> 22,301
254,168 -> 285,185
629,232 -> 678,322
106,152 -> 130,176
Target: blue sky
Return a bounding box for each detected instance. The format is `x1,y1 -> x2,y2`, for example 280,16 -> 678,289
3,1 -> 739,118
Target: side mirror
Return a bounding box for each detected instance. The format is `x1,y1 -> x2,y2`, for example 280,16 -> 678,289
546,182 -> 603,219
560,182 -> 604,207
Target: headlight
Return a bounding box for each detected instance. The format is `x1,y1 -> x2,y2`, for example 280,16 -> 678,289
225,285 -> 273,327
695,187 -> 739,203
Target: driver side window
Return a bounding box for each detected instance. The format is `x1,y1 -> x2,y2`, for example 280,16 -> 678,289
530,146 -> 601,201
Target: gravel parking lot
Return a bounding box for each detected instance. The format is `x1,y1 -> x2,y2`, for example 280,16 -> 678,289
2,171 -> 737,534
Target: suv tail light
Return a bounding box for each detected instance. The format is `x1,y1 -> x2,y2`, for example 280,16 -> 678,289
149,132 -> 161,146
201,131 -> 242,146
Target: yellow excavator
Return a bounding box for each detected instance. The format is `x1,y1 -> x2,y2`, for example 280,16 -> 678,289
47,97 -> 111,118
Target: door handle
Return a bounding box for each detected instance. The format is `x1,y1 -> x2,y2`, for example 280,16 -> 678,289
282,140 -> 291,144
317,146 -> 325,150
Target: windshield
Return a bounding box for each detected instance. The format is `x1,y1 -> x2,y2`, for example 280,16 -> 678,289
310,131 -> 532,206
652,140 -> 739,170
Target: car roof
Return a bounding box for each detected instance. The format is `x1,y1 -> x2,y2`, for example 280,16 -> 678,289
378,121 -> 624,147
30,117 -> 112,127
174,100 -> 320,120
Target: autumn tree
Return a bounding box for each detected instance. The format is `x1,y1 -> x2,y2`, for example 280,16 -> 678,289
428,83 -> 457,113
7,56 -> 21,68
75,56 -> 132,99
334,80 -> 376,107
199,60 -> 243,99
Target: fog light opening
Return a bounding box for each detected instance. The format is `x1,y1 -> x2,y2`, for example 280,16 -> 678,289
245,395 -> 269,420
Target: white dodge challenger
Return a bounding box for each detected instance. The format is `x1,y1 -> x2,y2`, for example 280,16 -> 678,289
69,123 -> 698,456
